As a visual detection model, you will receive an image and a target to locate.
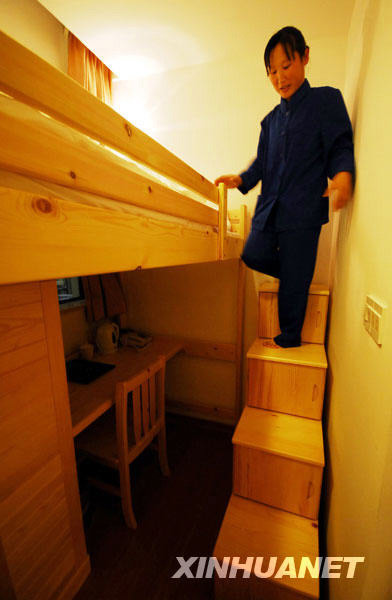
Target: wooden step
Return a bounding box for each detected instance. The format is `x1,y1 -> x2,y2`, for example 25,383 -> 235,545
214,494 -> 319,600
258,282 -> 329,344
247,339 -> 327,420
233,406 -> 324,519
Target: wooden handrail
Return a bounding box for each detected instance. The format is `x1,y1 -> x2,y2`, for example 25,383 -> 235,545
218,183 -> 227,259
0,30 -> 218,204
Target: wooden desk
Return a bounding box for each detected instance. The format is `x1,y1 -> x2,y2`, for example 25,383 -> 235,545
69,336 -> 183,437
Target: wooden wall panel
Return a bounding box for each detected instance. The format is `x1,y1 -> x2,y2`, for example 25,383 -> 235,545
0,358 -> 57,502
0,282 -> 41,309
40,280 -> 88,566
0,340 -> 47,377
0,302 -> 46,355
0,457 -> 75,600
0,281 -> 89,599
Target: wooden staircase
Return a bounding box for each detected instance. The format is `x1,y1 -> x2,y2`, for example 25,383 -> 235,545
214,281 -> 329,599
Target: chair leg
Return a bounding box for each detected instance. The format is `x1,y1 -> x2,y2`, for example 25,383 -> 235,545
158,426 -> 170,477
118,463 -> 137,529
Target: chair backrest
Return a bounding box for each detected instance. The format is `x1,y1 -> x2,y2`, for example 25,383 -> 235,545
115,356 -> 166,457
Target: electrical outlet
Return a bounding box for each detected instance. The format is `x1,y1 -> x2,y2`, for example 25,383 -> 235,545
363,295 -> 387,346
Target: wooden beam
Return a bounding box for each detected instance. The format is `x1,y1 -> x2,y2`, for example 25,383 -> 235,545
0,187 -> 218,284
0,96 -> 218,227
0,31 -> 217,204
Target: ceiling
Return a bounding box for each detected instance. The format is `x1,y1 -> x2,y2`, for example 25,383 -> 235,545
38,0 -> 356,79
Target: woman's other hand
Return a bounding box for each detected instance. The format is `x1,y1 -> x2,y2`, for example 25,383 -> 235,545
329,171 -> 353,211
214,174 -> 243,189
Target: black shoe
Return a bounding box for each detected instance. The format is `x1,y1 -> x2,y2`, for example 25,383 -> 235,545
273,334 -> 301,348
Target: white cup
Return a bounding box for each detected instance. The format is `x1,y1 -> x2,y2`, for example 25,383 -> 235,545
80,343 -> 94,360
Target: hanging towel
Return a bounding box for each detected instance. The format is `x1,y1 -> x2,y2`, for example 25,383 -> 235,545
100,273 -> 127,317
82,273 -> 127,322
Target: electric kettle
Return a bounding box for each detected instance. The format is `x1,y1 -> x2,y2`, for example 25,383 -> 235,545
95,321 -> 120,354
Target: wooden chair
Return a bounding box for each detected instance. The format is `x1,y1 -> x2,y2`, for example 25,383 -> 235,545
76,356 -> 169,528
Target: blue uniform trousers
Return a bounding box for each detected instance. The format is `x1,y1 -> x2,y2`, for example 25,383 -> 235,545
241,220 -> 321,347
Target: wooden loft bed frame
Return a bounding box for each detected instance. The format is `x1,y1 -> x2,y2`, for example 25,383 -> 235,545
0,31 -> 246,285
0,32 -> 249,599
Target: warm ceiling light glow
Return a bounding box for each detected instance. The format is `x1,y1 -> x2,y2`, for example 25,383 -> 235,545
112,89 -> 155,135
111,54 -> 162,81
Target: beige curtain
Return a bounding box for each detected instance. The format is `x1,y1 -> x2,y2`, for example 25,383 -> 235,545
68,33 -> 128,321
67,31 -> 113,105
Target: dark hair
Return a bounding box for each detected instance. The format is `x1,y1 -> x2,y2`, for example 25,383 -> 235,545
264,26 -> 308,74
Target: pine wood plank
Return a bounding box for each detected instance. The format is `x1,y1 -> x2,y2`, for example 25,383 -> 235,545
248,358 -> 325,420
40,280 -> 88,566
0,358 -> 58,502
0,186 -> 218,284
0,340 -> 47,376
247,338 -> 328,369
0,96 -> 218,227
0,302 -> 46,355
57,557 -> 90,600
0,457 -> 76,600
233,446 -> 323,519
259,290 -> 329,344
0,31 -> 217,203
232,407 -> 324,467
0,282 -> 41,309
0,281 -> 89,599
214,494 -> 319,599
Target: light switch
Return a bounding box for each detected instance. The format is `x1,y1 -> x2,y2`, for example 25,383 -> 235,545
363,295 -> 387,346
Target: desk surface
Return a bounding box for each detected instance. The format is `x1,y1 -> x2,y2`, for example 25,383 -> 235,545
69,336 -> 183,437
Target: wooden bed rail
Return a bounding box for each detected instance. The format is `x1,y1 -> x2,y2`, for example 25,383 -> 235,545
0,30 -> 217,206
0,32 -> 247,283
0,92 -> 218,227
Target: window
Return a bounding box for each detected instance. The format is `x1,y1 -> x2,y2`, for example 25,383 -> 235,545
57,277 -> 85,310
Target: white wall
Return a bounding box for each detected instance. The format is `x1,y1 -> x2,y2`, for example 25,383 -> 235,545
326,0 -> 392,598
0,0 -> 67,71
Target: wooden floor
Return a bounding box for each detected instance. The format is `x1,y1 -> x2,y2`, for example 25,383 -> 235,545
74,414 -> 234,600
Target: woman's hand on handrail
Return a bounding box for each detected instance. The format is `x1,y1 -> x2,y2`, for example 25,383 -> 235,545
214,174 -> 243,189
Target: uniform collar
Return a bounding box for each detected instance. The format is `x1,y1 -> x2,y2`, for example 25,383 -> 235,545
280,79 -> 310,114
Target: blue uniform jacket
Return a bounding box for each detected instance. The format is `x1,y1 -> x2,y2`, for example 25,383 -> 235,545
238,79 -> 355,231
